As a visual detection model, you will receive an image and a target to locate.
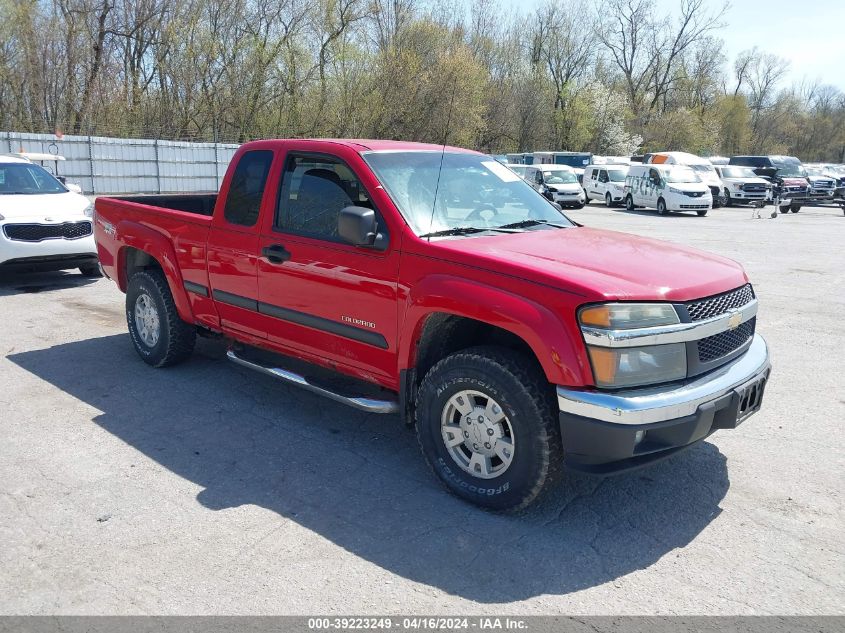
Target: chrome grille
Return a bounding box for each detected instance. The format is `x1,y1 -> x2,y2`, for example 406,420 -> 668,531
686,284 -> 755,321
3,221 -> 93,242
697,318 -> 755,363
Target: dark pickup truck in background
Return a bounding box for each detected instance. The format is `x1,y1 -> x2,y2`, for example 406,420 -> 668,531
94,139 -> 771,511
728,155 -> 809,213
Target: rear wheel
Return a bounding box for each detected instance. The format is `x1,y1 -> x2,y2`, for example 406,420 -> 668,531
779,205 -> 790,214
625,194 -> 635,211
126,270 -> 196,367
657,198 -> 668,215
415,346 -> 562,512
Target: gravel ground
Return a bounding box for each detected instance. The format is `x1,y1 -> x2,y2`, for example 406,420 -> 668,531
0,200 -> 842,615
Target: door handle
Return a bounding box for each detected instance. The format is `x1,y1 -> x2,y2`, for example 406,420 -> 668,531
261,244 -> 291,264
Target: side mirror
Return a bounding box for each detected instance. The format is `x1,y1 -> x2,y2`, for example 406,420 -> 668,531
57,176 -> 67,184
338,206 -> 378,246
66,183 -> 82,193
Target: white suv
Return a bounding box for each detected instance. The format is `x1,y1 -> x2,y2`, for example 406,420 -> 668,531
0,155 -> 99,276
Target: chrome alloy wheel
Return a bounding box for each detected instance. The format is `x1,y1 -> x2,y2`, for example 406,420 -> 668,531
134,293 -> 161,347
440,390 -> 515,479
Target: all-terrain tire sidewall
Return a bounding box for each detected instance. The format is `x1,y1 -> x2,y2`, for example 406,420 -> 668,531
415,348 -> 560,512
126,271 -> 195,367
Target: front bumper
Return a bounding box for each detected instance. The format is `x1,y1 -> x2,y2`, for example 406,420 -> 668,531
0,219 -> 97,268
556,334 -> 770,473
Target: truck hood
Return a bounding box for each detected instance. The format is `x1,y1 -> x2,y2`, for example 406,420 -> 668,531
723,176 -> 769,186
0,192 -> 90,220
431,227 -> 747,302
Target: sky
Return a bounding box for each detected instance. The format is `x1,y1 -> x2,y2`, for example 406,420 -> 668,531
486,0 -> 845,91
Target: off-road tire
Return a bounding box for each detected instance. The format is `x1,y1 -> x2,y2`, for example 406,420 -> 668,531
126,270 -> 195,367
79,265 -> 102,278
415,346 -> 562,512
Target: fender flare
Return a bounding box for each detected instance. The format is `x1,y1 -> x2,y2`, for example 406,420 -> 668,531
115,220 -> 194,324
398,275 -> 589,386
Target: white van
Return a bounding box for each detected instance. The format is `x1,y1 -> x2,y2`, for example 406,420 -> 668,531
645,151 -> 723,206
624,164 -> 712,216
524,164 -> 585,208
583,164 -> 629,206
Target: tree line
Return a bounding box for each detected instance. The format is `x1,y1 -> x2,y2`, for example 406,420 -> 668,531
1,0 -> 844,161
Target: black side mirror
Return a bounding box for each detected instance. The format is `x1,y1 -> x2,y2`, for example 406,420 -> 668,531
57,176 -> 67,184
338,206 -> 378,246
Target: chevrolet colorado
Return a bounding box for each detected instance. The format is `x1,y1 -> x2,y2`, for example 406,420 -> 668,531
94,139 -> 771,511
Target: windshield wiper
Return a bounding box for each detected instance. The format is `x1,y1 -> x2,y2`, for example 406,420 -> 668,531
496,219 -> 568,230
419,226 -> 494,238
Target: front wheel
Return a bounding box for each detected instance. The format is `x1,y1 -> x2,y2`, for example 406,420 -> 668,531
415,346 -> 562,512
657,198 -> 668,215
605,193 -> 613,207
790,204 -> 801,213
625,194 -> 635,211
126,270 -> 196,367
79,264 -> 102,278
723,188 -> 733,207
696,209 -> 708,216
779,205 -> 790,214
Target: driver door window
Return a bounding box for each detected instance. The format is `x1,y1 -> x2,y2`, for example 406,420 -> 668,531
275,154 -> 372,241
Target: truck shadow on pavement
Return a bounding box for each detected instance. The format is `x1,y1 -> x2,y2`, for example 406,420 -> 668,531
9,334 -> 730,603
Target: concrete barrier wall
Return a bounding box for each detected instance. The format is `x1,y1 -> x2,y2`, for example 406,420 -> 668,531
2,131 -> 240,195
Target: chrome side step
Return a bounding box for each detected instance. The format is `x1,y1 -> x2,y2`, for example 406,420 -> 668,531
226,350 -> 399,414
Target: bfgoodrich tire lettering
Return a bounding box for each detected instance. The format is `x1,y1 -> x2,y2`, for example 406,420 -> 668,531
415,346 -> 562,512
126,270 -> 196,367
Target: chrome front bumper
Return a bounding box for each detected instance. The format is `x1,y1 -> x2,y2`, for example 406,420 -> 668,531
557,334 -> 770,425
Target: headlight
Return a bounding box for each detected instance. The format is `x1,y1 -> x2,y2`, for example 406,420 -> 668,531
586,343 -> 687,388
668,186 -> 683,194
733,183 -> 743,190
579,303 -> 686,388
580,303 -> 680,328
83,203 -> 94,218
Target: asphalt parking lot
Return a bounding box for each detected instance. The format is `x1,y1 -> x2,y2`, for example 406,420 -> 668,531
1,201 -> 842,615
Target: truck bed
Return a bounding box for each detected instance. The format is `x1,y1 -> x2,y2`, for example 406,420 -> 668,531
112,194 -> 218,216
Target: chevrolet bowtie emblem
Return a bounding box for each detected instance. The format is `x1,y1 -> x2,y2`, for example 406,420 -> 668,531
727,310 -> 742,330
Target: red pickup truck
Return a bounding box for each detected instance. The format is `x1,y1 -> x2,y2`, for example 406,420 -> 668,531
94,139 -> 771,511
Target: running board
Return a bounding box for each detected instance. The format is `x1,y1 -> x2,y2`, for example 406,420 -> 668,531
226,350 -> 399,414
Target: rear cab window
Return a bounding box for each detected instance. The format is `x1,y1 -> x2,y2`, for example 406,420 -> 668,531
223,150 -> 274,227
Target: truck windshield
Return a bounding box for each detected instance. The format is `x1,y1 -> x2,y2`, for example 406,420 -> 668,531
664,167 -> 701,183
0,163 -> 67,194
772,161 -> 807,177
363,151 -> 574,236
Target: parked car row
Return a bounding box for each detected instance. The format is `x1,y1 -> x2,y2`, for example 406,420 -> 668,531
503,150 -> 845,217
